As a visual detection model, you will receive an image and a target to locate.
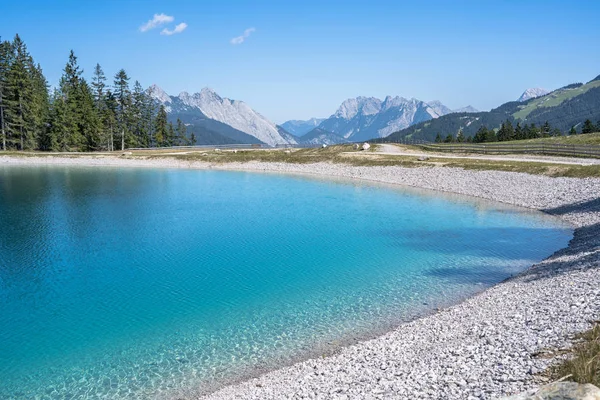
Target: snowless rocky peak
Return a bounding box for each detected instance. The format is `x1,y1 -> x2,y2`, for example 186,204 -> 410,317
147,85 -> 295,146
425,100 -> 453,117
518,88 -> 549,102
334,97 -> 382,119
381,96 -> 411,111
148,84 -> 171,104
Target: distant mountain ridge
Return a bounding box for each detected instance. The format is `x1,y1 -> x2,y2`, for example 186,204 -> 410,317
386,74 -> 600,142
280,118 -> 325,137
299,96 -> 477,143
148,85 -> 296,146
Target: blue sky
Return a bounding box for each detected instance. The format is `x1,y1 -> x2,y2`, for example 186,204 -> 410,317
2,0 -> 600,122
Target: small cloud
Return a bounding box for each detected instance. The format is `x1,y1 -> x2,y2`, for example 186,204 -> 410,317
230,27 -> 256,45
161,22 -> 188,36
140,13 -> 175,32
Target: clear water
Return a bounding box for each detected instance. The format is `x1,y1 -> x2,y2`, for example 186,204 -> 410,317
0,165 -> 571,399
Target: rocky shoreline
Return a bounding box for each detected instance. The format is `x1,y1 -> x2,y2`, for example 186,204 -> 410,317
2,155 -> 599,399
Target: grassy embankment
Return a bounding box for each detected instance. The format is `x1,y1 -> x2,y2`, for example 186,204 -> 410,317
161,144 -> 600,178
549,323 -> 600,386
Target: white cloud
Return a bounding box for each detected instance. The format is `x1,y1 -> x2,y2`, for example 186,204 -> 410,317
161,22 -> 188,36
230,27 -> 256,45
140,13 -> 175,32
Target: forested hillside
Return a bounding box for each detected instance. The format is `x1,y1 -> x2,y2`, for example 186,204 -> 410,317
0,34 -> 190,152
387,76 -> 600,143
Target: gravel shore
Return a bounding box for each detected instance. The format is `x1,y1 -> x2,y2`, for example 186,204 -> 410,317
2,155 -> 599,399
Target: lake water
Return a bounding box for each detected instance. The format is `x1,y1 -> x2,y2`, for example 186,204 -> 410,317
0,165 -> 572,399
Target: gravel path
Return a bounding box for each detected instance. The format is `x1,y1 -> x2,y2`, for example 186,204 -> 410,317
375,143 -> 600,165
1,155 -> 599,399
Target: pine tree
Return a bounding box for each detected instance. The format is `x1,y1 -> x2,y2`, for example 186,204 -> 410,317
57,50 -> 85,150
456,128 -> 465,143
190,132 -> 197,145
45,88 -> 67,151
541,121 -> 551,138
569,126 -> 577,135
175,118 -> 187,146
473,126 -> 488,143
515,122 -> 524,140
0,39 -> 12,151
130,81 -> 150,148
141,88 -> 155,147
496,122 -> 507,142
104,90 -> 118,151
90,63 -> 110,149
444,134 -> 453,143
582,119 -> 596,134
91,63 -> 106,104
167,121 -> 175,147
5,35 -> 35,149
113,69 -> 130,150
434,133 -> 442,143
78,79 -> 101,150
154,104 -> 168,146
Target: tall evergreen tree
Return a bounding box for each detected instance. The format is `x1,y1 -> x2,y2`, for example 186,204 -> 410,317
473,126 -> 488,143
167,121 -> 175,147
541,121 -> 551,137
113,69 -> 131,150
514,122 -> 524,140
57,50 -> 85,150
103,90 -> 118,151
569,125 -> 577,135
0,39 -> 12,151
5,35 -> 35,149
175,118 -> 187,146
582,119 -> 596,134
456,128 -> 465,143
154,104 -> 168,146
78,79 -> 101,150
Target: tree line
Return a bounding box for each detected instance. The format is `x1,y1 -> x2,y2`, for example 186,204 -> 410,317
435,119 -> 599,144
0,34 -> 195,152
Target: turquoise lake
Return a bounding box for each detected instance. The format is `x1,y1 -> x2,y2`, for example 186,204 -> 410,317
0,165 -> 572,399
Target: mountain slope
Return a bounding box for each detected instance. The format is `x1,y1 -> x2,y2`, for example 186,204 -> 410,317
280,118 -> 326,137
299,128 -> 346,145
148,85 -> 295,146
386,75 -> 600,142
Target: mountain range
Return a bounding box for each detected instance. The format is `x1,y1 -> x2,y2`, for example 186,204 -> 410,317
148,85 -> 476,146
148,75 -> 598,146
295,98 -> 478,144
148,85 -> 296,146
280,118 -> 326,137
386,75 -> 600,142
